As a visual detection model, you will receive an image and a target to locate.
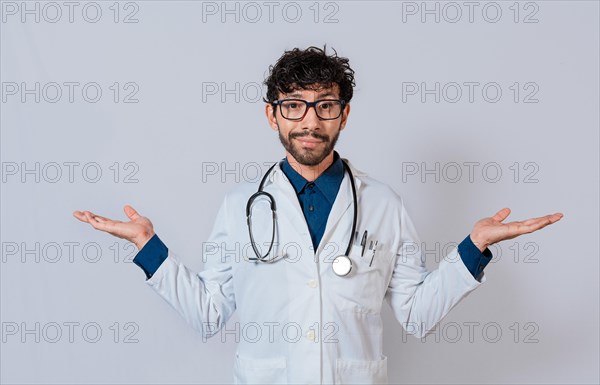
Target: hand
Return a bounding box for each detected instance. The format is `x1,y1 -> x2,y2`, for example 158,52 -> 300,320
470,208 -> 563,252
73,205 -> 155,250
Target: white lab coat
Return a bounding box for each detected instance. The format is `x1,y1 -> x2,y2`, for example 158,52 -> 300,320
145,158 -> 485,384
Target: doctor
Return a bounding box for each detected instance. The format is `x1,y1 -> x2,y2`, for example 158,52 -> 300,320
74,46 -> 563,384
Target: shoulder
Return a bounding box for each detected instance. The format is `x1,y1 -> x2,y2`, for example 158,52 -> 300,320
360,174 -> 398,195
345,158 -> 405,205
224,180 -> 259,199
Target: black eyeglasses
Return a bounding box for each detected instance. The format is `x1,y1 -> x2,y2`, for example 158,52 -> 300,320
271,99 -> 346,121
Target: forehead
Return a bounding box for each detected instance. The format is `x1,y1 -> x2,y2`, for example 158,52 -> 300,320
279,83 -> 340,99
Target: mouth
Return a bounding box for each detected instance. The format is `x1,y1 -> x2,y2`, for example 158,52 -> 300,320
296,137 -> 323,149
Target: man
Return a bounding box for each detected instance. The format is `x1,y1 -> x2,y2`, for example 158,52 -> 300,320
74,46 -> 562,384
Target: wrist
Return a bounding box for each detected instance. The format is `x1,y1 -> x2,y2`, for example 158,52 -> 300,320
469,234 -> 488,253
135,231 -> 155,250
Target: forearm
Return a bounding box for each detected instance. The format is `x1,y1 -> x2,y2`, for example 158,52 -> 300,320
133,234 -> 236,338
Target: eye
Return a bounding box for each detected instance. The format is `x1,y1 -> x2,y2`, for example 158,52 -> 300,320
283,101 -> 300,109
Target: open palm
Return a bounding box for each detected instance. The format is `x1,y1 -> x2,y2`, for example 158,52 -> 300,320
73,205 -> 155,250
470,208 -> 563,252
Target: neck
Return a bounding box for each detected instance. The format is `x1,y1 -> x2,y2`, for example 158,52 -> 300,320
286,152 -> 335,182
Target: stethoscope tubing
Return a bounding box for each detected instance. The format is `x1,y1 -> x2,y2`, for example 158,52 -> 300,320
246,159 -> 358,263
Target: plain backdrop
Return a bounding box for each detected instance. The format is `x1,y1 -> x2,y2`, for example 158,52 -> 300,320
1,1 -> 598,384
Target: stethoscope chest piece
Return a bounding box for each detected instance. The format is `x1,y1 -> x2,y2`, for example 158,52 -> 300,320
332,255 -> 352,277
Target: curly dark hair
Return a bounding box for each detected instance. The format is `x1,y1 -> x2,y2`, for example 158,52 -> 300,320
263,46 -> 356,104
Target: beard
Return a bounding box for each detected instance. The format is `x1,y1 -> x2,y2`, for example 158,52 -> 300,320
278,126 -> 341,167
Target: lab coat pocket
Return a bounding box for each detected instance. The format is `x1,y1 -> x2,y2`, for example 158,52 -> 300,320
331,244 -> 395,314
335,355 -> 388,384
233,353 -> 287,384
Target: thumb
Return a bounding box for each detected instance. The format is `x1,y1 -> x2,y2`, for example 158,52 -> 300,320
492,207 -> 511,222
124,205 -> 141,221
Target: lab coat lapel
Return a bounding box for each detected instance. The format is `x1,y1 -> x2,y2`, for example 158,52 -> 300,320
267,164 -> 311,239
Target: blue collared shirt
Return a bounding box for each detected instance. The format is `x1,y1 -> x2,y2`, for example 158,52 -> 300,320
280,151 -> 345,251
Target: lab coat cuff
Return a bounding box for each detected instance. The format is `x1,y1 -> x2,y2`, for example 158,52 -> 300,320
133,234 -> 168,280
445,246 -> 487,286
144,252 -> 180,287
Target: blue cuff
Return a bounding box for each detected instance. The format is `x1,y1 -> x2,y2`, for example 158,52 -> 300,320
133,234 -> 168,280
457,235 -> 493,279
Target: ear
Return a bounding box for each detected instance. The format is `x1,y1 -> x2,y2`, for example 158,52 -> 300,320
339,103 -> 351,131
265,103 -> 279,131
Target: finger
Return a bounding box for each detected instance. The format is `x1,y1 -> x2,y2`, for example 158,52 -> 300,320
91,214 -> 113,223
83,211 -> 113,232
124,205 -> 141,221
520,213 -> 563,225
521,213 -> 564,227
83,211 -> 98,220
83,210 -> 117,223
492,207 -> 511,223
83,211 -> 103,223
73,211 -> 89,222
83,211 -> 100,228
508,215 -> 561,236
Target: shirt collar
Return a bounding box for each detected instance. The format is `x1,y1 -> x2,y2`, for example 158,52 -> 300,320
281,151 -> 345,204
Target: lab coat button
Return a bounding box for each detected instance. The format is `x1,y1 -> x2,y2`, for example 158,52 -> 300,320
306,330 -> 315,341
307,279 -> 317,288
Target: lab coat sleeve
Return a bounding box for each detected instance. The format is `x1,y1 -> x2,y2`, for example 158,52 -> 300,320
143,197 -> 236,339
384,198 -> 484,338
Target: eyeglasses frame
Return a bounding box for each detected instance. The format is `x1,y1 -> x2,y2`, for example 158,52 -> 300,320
271,98 -> 347,121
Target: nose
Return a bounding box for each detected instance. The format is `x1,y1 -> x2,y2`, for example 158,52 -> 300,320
301,104 -> 321,130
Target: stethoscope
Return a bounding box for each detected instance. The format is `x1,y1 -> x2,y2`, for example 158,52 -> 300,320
246,159 -> 358,277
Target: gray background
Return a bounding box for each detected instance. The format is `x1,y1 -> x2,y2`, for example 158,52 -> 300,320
1,1 -> 598,383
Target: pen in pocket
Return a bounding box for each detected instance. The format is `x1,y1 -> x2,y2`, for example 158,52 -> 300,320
360,230 -> 368,257
369,241 -> 378,267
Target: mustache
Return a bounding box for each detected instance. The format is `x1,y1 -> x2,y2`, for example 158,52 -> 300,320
289,131 -> 330,142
